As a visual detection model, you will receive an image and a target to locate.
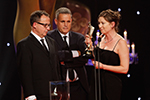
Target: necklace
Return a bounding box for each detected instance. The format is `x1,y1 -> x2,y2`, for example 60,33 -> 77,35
104,34 -> 117,44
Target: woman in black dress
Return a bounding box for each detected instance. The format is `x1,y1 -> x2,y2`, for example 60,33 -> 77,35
85,9 -> 129,100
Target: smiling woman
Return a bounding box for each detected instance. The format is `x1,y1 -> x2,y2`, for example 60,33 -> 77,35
85,9 -> 129,100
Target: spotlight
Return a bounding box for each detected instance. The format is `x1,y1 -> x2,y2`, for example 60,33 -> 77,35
7,42 -> 10,47
137,11 -> 140,15
127,74 -> 130,78
138,97 -> 141,100
118,8 -> 121,12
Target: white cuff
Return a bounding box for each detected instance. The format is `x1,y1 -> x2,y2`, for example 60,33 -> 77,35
25,95 -> 36,100
71,50 -> 79,58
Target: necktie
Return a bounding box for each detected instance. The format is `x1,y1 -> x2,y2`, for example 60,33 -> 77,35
63,36 -> 74,80
40,39 -> 49,54
63,36 -> 69,50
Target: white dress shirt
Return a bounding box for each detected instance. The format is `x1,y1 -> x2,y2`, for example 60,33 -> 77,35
31,31 -> 49,51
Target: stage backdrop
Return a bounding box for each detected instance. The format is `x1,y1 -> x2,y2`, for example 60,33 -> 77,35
1,0 -> 150,100
0,0 -> 21,100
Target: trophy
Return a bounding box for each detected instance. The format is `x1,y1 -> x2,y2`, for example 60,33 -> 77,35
83,23 -> 95,59
50,81 -> 70,100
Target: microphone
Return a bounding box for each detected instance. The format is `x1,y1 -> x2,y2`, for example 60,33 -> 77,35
98,34 -> 104,42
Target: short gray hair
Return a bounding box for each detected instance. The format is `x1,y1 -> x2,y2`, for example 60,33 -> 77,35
55,7 -> 72,19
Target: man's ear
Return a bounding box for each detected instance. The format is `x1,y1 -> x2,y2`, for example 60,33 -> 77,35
54,18 -> 57,25
32,22 -> 37,29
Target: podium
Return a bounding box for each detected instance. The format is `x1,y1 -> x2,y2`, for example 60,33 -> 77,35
49,81 -> 70,100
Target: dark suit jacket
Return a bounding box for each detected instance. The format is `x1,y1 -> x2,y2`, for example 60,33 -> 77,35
17,33 -> 61,100
47,29 -> 89,93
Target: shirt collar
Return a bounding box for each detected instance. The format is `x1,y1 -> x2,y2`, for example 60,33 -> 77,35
58,30 -> 69,38
31,31 -> 46,41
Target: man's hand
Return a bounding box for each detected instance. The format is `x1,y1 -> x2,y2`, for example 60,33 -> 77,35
25,95 -> 37,100
60,61 -> 65,65
77,50 -> 81,56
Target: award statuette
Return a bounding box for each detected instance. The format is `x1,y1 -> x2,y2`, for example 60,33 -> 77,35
83,23 -> 95,59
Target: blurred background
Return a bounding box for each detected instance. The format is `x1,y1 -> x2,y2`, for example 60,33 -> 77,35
0,0 -> 149,100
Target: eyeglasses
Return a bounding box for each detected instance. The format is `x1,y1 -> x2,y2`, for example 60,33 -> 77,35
36,22 -> 51,28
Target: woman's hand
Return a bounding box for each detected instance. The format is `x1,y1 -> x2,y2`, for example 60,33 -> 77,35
92,61 -> 103,69
85,34 -> 93,47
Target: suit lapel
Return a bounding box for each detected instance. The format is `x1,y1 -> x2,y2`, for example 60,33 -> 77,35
45,36 -> 53,58
54,30 -> 65,49
69,32 -> 76,49
45,36 -> 50,51
29,33 -> 49,56
69,32 -> 72,47
45,36 -> 52,56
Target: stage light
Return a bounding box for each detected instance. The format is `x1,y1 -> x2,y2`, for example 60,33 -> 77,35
118,8 -> 121,12
127,74 -> 130,78
0,82 -> 1,86
137,11 -> 140,15
138,97 -> 141,100
7,42 -> 10,47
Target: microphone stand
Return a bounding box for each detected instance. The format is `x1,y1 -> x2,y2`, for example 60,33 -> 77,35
93,35 -> 102,100
97,37 -> 101,100
93,41 -> 98,100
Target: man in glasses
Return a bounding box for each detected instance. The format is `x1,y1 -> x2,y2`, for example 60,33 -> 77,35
17,10 -> 62,100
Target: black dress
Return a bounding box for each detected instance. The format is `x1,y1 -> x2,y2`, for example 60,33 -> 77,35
95,39 -> 122,100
